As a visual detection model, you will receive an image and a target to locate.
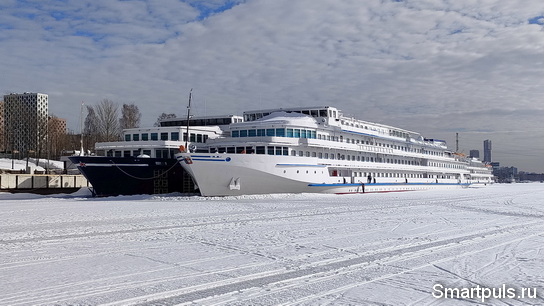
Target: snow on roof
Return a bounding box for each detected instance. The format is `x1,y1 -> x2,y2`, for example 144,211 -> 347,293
255,111 -> 318,127
0,158 -> 64,172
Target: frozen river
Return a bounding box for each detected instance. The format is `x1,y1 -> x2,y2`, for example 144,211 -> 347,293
1,184 -> 543,305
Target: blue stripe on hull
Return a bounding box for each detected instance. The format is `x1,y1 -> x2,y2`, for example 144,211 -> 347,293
308,182 -> 470,187
276,164 -> 327,167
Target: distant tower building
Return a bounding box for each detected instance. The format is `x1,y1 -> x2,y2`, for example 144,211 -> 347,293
0,100 -> 4,152
483,139 -> 492,163
4,93 -> 49,158
469,149 -> 480,159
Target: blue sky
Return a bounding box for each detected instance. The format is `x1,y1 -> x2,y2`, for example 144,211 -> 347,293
1,0 -> 544,172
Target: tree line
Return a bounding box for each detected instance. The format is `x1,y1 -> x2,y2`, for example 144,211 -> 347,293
2,98 -> 177,160
82,99 -> 177,151
83,99 -> 141,150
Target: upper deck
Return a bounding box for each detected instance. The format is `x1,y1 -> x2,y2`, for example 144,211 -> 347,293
160,114 -> 243,127
240,106 -> 443,148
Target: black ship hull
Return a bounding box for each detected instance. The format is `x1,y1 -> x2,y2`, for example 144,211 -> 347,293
68,156 -> 197,197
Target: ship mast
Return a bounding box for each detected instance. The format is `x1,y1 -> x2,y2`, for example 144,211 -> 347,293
184,89 -> 192,152
80,101 -> 85,156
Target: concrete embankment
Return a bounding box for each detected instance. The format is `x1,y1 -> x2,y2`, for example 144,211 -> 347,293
0,173 -> 89,194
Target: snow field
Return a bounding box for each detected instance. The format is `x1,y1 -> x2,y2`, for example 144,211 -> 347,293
0,184 -> 543,305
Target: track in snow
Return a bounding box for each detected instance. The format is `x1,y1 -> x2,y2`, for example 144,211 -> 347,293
1,184 -> 543,305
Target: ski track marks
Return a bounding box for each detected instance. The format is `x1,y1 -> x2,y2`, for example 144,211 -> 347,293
1,184 -> 544,305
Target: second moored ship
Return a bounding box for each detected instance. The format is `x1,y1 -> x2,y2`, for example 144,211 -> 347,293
69,114 -> 241,196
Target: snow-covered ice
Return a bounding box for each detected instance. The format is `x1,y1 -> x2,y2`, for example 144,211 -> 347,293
1,184 -> 543,305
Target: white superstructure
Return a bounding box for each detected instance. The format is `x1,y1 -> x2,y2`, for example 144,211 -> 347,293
176,106 -> 494,196
93,114 -> 241,158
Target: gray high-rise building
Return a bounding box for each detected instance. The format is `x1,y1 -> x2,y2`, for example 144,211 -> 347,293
483,139 -> 492,163
4,92 -> 49,158
469,149 -> 480,159
0,100 -> 4,152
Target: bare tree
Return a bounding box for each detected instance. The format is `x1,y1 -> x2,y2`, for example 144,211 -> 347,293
154,113 -> 177,127
119,103 -> 141,130
96,99 -> 120,142
62,130 -> 83,155
47,115 -> 67,160
83,105 -> 100,150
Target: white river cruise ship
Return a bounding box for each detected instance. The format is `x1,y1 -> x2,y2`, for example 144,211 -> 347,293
176,106 -> 493,196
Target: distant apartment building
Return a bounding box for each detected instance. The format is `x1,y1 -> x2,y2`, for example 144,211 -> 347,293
0,101 -> 4,152
494,166 -> 518,183
490,161 -> 500,170
469,149 -> 479,159
483,139 -> 492,163
4,93 -> 49,158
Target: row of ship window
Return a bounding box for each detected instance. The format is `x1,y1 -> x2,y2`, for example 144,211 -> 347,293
331,137 -> 445,157
340,172 -> 458,179
124,132 -> 208,143
231,128 -> 317,139
230,129 -> 444,157
104,144 -> 465,171
283,169 -> 459,180
104,149 -> 179,159
207,146 -> 462,168
103,147 -> 464,180
428,162 -> 464,169
124,130 -> 444,157
340,120 -> 395,137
